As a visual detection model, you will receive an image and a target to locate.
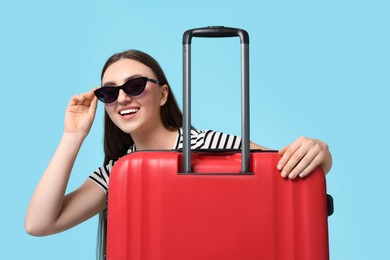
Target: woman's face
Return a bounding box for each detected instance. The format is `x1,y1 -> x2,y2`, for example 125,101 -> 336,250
102,58 -> 168,135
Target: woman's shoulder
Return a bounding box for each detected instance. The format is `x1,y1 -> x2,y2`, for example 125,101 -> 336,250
89,159 -> 116,193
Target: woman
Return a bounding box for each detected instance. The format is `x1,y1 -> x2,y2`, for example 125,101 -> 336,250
25,50 -> 332,259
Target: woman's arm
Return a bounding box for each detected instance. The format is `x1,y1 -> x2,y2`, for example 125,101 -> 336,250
25,89 -> 105,236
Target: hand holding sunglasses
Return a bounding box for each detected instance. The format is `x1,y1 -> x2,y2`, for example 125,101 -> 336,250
94,77 -> 162,104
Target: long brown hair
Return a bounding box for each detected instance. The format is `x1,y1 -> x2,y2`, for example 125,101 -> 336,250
97,50 -> 182,259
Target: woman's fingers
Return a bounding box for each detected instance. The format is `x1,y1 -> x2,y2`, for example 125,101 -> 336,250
65,88 -> 99,134
278,136 -> 327,179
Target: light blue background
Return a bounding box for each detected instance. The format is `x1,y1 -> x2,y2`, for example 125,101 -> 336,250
1,0 -> 389,259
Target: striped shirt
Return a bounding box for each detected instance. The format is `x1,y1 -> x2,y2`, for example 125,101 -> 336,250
88,128 -> 242,193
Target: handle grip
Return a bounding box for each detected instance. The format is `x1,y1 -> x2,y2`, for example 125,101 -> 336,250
183,26 -> 250,44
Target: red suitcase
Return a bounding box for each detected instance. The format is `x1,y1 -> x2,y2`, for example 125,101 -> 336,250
107,27 -> 331,260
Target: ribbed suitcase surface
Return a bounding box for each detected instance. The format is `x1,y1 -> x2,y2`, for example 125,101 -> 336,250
107,151 -> 330,260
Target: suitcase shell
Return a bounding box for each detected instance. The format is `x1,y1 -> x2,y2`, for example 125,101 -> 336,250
106,150 -> 330,260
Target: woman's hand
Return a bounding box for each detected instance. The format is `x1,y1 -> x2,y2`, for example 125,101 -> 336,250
277,136 -> 332,179
64,88 -> 98,136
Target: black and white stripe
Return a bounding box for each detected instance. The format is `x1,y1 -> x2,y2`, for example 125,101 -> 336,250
175,129 -> 241,150
89,160 -> 115,192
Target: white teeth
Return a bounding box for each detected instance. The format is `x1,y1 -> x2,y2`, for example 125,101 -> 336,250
120,108 -> 139,115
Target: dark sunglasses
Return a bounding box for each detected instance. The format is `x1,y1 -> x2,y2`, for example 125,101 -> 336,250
94,77 -> 162,103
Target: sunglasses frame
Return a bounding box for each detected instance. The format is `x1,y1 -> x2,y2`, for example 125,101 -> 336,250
94,77 -> 162,104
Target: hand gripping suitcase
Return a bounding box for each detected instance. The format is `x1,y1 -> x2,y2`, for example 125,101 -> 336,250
106,26 -> 332,260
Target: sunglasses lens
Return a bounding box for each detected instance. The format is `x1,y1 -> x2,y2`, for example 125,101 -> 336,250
123,77 -> 147,96
95,87 -> 118,104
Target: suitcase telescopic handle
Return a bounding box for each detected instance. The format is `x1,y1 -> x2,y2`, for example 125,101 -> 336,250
182,26 -> 251,174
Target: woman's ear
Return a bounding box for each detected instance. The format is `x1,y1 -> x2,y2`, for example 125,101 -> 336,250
160,84 -> 169,106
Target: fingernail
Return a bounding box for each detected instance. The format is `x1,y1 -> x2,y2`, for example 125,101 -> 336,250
281,171 -> 288,178
277,163 -> 282,170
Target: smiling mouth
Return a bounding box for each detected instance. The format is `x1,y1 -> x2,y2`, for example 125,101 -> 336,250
119,108 -> 139,116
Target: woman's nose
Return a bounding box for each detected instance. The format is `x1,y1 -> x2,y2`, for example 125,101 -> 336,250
117,89 -> 132,103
